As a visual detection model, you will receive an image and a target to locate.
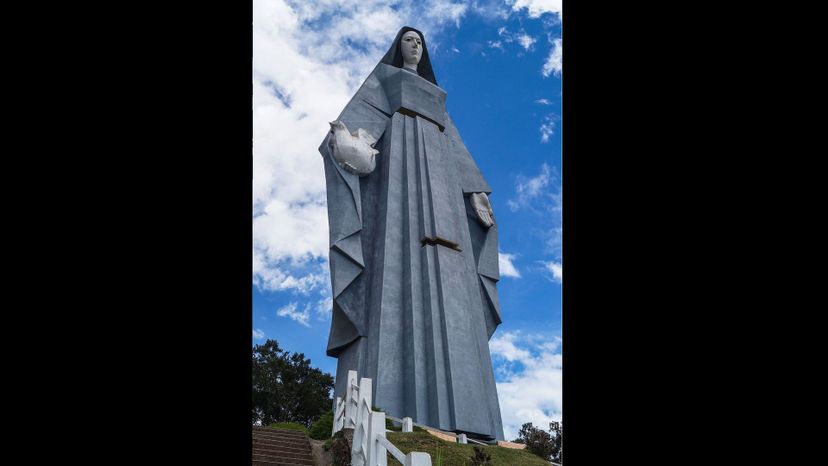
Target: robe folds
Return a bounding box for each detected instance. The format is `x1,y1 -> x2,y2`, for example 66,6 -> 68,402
320,63 -> 505,440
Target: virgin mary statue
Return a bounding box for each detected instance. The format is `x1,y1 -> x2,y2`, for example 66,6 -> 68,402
320,27 -> 504,440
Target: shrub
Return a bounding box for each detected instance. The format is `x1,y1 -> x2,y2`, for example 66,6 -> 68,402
308,410 -> 334,440
470,446 -> 492,466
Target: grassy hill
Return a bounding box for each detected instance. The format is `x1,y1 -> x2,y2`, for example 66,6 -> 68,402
385,431 -> 551,466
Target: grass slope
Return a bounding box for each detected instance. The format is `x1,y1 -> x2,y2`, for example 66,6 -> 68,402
385,432 -> 549,466
269,422 -> 308,434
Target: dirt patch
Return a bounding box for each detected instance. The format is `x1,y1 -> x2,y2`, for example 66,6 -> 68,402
309,438 -> 333,466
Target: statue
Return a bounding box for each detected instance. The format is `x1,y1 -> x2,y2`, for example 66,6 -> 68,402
320,27 -> 504,440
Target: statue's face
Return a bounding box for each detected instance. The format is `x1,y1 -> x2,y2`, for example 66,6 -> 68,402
400,31 -> 423,67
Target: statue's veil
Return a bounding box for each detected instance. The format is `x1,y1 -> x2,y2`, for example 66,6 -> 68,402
378,26 -> 438,86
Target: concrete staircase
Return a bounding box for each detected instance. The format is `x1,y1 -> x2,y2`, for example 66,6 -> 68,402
252,426 -> 316,465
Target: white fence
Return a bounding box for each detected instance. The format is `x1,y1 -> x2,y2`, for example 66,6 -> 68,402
332,370 -> 431,466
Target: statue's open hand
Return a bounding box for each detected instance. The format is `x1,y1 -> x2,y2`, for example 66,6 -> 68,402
328,120 -> 380,176
471,192 -> 495,229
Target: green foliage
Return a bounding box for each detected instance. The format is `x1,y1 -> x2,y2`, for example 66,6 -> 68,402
252,339 -> 335,427
433,443 -> 444,466
385,432 -> 551,466
470,446 -> 492,466
269,422 -> 308,433
514,421 -> 563,463
308,410 -> 334,440
549,421 -> 563,463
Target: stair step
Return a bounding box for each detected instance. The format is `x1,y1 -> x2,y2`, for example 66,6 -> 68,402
252,429 -> 308,438
253,432 -> 310,445
251,426 -> 316,465
251,453 -> 314,464
253,438 -> 311,453
251,448 -> 313,458
251,434 -> 310,447
253,434 -> 308,442
253,429 -> 308,440
252,440 -> 309,451
251,459 -> 315,465
252,453 -> 315,465
252,460 -> 316,466
252,445 -> 313,460
253,427 -> 309,437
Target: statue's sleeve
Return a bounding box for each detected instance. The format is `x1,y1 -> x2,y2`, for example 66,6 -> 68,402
320,69 -> 391,355
444,115 -> 492,194
445,115 -> 501,338
475,221 -> 502,339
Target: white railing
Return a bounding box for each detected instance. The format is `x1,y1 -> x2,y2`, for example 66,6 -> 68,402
332,370 -> 432,466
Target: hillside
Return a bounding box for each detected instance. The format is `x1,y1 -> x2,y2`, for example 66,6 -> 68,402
385,432 -> 551,466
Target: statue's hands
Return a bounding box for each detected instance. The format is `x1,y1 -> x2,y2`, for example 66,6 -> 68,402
328,121 -> 380,176
471,192 -> 495,229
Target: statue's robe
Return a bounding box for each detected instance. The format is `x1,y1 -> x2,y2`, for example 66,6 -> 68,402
320,63 -> 504,440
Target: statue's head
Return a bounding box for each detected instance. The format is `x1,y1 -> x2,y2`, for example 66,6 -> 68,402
400,30 -> 423,70
379,26 -> 438,86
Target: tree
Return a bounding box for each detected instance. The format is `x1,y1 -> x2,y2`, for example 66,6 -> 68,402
252,339 -> 335,427
514,421 -> 563,462
548,421 -> 563,463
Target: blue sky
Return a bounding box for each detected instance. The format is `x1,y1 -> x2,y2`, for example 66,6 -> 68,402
253,0 -> 561,441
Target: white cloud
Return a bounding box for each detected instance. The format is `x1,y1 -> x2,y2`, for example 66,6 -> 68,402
428,1 -> 468,27
516,33 -> 537,51
538,112 -> 561,143
273,295 -> 332,326
488,40 -> 503,50
252,253 -> 328,294
253,328 -> 266,340
544,260 -> 562,283
498,252 -> 522,278
507,163 -> 553,211
253,0 -> 475,298
542,37 -> 562,77
539,114 -> 557,143
490,331 -> 532,362
469,0 -> 511,20
535,98 -> 552,105
507,164 -> 562,273
490,332 -> 562,441
509,0 -> 562,18
493,27 -> 536,52
546,225 -> 563,259
315,295 -> 333,320
276,302 -> 311,327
